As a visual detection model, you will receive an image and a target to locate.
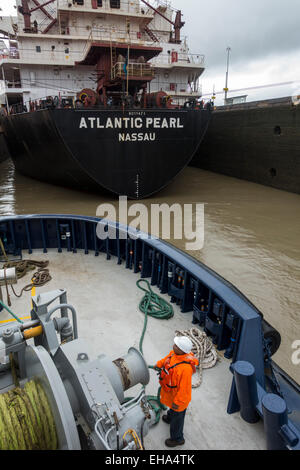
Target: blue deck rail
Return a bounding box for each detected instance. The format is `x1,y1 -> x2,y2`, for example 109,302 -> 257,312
0,214 -> 299,450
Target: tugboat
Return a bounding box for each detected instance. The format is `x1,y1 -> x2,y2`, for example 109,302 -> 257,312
0,1 -> 209,198
0,213 -> 299,450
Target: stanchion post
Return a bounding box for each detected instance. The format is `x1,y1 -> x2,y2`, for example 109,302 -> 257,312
231,360 -> 260,423
262,393 -> 288,450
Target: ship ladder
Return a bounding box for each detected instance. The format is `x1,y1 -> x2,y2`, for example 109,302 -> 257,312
110,44 -> 117,80
144,26 -> 159,43
112,47 -> 117,65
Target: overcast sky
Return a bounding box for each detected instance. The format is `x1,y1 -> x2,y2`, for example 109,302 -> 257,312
1,0 -> 300,104
171,0 -> 300,103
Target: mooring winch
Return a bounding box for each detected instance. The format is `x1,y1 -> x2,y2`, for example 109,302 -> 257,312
0,288 -> 156,450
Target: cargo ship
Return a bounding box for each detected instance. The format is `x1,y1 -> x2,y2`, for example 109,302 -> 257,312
0,0 -> 210,198
191,96 -> 300,194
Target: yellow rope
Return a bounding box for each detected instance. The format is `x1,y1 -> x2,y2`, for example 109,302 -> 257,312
122,428 -> 143,450
0,380 -> 57,450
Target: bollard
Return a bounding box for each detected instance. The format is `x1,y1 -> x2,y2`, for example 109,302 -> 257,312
232,360 -> 260,423
0,268 -> 17,285
0,268 -> 17,311
262,393 -> 288,450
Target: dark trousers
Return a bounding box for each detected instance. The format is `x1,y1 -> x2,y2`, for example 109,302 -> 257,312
167,408 -> 187,442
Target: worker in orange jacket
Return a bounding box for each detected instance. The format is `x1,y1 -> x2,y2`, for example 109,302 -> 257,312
155,335 -> 198,447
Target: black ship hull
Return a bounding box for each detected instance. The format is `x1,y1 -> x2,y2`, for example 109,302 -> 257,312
0,130 -> 11,164
191,97 -> 300,194
2,108 -> 210,198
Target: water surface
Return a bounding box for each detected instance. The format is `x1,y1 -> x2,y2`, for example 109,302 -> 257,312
0,159 -> 299,383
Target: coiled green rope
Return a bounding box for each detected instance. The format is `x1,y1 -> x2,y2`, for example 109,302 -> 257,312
136,279 -> 174,423
0,380 -> 57,450
136,279 -> 174,355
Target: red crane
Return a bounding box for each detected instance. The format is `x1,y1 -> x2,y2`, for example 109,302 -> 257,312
19,0 -> 57,34
140,0 -> 185,43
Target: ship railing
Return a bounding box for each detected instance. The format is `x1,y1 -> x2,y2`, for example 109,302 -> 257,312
151,53 -> 205,67
17,49 -> 82,64
8,94 -> 77,115
151,0 -> 172,8
141,0 -> 173,17
187,54 -> 205,65
0,48 -> 20,60
81,28 -> 157,62
111,61 -> 155,80
168,86 -> 202,95
85,27 -> 156,44
0,80 -> 22,90
81,30 -> 93,59
146,78 -> 201,94
57,0 -> 154,17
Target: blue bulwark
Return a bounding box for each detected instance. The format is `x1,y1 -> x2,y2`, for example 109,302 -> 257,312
0,214 -> 299,450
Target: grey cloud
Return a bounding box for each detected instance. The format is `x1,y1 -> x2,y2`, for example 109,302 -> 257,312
171,0 -> 300,74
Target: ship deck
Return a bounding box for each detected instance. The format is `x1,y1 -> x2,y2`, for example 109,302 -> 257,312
0,249 -> 266,450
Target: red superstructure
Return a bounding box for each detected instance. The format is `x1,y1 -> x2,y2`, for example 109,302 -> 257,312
77,41 -> 162,107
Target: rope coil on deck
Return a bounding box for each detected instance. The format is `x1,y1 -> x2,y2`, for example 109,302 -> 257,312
0,260 -> 52,302
175,328 -> 218,388
0,380 -> 57,450
2,260 -> 50,280
11,268 -> 52,298
136,279 -> 174,355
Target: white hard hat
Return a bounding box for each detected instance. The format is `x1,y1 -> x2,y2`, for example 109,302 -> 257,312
174,336 -> 193,354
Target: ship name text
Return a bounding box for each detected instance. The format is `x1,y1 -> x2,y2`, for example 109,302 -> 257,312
79,116 -> 184,130
119,133 -> 155,142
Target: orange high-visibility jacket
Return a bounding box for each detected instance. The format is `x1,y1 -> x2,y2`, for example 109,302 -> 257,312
156,350 -> 199,412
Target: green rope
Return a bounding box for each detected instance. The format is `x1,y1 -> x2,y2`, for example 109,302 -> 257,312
0,300 -> 23,324
0,380 -> 57,450
136,279 -> 173,424
144,385 -> 167,425
136,279 -> 174,355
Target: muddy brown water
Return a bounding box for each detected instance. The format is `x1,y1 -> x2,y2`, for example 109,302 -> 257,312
0,159 -> 299,384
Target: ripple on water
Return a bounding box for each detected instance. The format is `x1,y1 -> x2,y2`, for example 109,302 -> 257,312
0,160 -> 15,215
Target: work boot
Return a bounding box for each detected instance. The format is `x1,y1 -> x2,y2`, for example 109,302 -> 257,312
165,438 -> 185,447
162,415 -> 171,424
